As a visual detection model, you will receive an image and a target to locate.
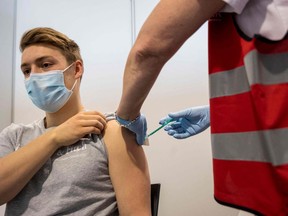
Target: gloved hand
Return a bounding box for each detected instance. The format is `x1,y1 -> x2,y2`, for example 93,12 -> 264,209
115,113 -> 147,145
159,105 -> 210,139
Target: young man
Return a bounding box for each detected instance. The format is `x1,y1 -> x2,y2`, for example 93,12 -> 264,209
0,27 -> 151,216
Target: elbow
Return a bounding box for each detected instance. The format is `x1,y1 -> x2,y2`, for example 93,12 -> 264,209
0,178 -> 21,205
0,191 -> 8,206
130,38 -> 176,70
0,171 -> 15,205
0,185 -> 18,206
0,186 -> 12,205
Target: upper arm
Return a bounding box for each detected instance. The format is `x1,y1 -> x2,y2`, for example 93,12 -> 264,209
134,0 -> 226,59
103,120 -> 151,216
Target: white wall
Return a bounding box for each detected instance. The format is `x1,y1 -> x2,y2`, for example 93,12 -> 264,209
0,0 -> 240,215
0,0 -> 14,130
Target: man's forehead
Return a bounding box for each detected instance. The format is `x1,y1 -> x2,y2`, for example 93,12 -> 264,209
21,45 -> 65,63
22,44 -> 63,55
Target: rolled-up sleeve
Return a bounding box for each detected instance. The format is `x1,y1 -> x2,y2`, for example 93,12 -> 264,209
220,0 -> 288,41
221,0 -> 249,14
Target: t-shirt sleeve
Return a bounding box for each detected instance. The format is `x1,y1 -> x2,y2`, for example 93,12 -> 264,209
105,112 -> 116,122
0,124 -> 20,157
221,0 -> 250,14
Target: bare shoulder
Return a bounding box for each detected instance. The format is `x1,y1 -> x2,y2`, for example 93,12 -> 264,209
103,120 -> 144,155
103,119 -> 120,136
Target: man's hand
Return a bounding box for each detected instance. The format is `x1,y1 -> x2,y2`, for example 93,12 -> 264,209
51,110 -> 106,147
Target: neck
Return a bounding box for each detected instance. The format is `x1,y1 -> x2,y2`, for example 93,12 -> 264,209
45,94 -> 84,128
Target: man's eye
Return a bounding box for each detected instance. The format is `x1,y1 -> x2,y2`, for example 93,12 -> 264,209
23,69 -> 31,76
42,63 -> 51,68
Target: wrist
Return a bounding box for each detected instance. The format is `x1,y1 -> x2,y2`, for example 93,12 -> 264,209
46,129 -> 62,149
115,112 -> 140,127
115,110 -> 140,121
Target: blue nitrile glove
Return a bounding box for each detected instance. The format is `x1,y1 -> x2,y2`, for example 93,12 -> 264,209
159,105 -> 210,139
115,113 -> 147,145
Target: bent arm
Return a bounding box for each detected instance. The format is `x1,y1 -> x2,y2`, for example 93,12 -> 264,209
104,120 -> 151,216
116,0 -> 225,120
0,111 -> 106,205
0,131 -> 59,205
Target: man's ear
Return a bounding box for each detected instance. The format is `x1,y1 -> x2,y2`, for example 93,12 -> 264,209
74,60 -> 83,79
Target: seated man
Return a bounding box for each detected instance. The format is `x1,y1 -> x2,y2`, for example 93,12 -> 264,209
0,27 -> 151,216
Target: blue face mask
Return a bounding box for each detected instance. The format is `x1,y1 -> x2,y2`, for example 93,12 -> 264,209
24,63 -> 77,113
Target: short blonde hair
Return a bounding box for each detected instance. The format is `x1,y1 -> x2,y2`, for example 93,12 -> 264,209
20,27 -> 83,64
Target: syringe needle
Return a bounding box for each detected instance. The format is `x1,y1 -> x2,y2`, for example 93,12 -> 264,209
147,118 -> 173,138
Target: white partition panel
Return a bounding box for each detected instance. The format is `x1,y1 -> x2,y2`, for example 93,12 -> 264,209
5,0 -> 240,216
0,0 -> 15,130
0,0 -> 16,214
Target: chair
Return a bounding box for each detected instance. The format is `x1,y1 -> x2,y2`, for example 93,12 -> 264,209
151,183 -> 161,216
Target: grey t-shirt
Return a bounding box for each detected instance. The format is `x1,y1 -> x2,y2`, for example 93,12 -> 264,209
0,118 -> 118,216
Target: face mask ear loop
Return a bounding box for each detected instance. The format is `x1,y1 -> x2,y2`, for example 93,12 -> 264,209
63,62 -> 78,92
70,79 -> 78,92
63,62 -> 75,73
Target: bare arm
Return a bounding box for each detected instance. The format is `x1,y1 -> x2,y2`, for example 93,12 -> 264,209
116,0 -> 226,120
104,120 -> 151,216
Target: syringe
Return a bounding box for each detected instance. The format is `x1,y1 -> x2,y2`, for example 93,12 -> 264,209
146,118 -> 174,138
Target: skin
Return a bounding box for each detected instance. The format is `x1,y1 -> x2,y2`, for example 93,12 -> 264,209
116,0 -> 226,120
0,44 -> 151,215
104,121 -> 151,215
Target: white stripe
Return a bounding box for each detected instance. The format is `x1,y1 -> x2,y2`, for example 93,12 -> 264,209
209,66 -> 250,98
209,51 -> 288,99
245,50 -> 288,85
212,128 -> 288,166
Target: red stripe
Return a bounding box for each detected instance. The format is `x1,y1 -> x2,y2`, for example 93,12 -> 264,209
210,83 -> 288,133
213,159 -> 288,215
242,37 -> 288,55
208,14 -> 288,74
208,14 -> 244,73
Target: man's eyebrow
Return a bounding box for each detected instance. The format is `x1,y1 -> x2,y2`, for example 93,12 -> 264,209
20,63 -> 29,69
21,56 -> 56,68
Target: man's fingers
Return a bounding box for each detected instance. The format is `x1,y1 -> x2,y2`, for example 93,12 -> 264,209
82,110 -> 106,119
78,111 -> 107,130
79,119 -> 104,130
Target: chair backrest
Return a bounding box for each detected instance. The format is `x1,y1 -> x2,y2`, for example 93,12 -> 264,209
151,183 -> 161,216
